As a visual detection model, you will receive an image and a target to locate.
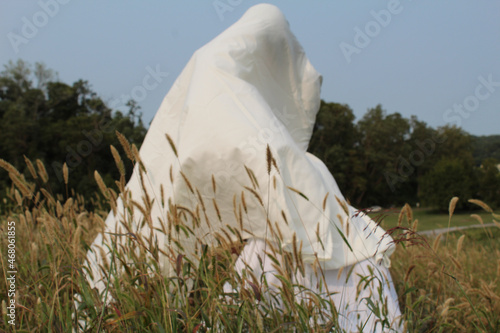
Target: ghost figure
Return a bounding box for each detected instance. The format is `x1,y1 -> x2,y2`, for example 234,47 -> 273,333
85,4 -> 402,331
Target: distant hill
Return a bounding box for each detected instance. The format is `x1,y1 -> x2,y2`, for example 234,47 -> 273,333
471,135 -> 500,164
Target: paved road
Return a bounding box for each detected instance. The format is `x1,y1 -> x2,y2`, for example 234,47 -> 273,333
419,223 -> 497,237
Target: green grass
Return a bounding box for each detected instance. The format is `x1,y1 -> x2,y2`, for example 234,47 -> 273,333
369,207 -> 494,231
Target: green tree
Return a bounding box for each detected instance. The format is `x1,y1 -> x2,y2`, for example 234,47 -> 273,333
418,158 -> 476,211
308,101 -> 363,203
416,125 -> 477,210
476,158 -> 500,208
0,60 -> 147,203
356,105 -> 411,207
471,135 -> 500,165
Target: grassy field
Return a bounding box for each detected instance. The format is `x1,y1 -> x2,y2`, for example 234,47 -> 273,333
369,207 -> 495,231
390,226 -> 500,332
1,155 -> 499,332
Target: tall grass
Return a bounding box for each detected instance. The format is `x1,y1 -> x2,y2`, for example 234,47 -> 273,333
0,141 -> 499,332
387,200 -> 500,332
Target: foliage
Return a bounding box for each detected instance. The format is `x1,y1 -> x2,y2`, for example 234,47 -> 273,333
355,105 -> 412,206
477,158 -> 500,208
0,60 -> 147,205
471,135 -> 500,165
418,158 -> 476,211
308,102 -> 363,203
1,58 -> 499,211
309,103 -> 498,210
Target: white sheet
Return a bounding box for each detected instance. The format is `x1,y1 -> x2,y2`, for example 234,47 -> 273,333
86,3 -> 401,330
225,238 -> 402,332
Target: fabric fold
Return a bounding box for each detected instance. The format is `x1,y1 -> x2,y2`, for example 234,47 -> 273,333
86,6 -> 399,326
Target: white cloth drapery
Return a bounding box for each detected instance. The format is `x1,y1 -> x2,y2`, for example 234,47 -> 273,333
86,3 -> 402,331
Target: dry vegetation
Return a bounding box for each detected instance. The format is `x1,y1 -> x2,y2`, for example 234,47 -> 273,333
388,202 -> 500,332
0,137 -> 499,332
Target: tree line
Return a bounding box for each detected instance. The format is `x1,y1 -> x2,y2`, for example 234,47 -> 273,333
0,60 -> 146,204
308,101 -> 500,210
0,60 -> 499,211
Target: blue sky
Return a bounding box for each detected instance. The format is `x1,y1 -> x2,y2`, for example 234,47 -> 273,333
1,1 -> 499,135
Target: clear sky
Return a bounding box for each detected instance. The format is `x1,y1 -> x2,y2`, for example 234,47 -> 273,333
1,1 -> 499,136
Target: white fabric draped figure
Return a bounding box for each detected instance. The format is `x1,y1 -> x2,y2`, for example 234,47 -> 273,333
86,3 -> 402,331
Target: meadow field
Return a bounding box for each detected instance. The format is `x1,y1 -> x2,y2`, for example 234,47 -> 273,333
370,208 -> 495,232
0,155 -> 499,332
